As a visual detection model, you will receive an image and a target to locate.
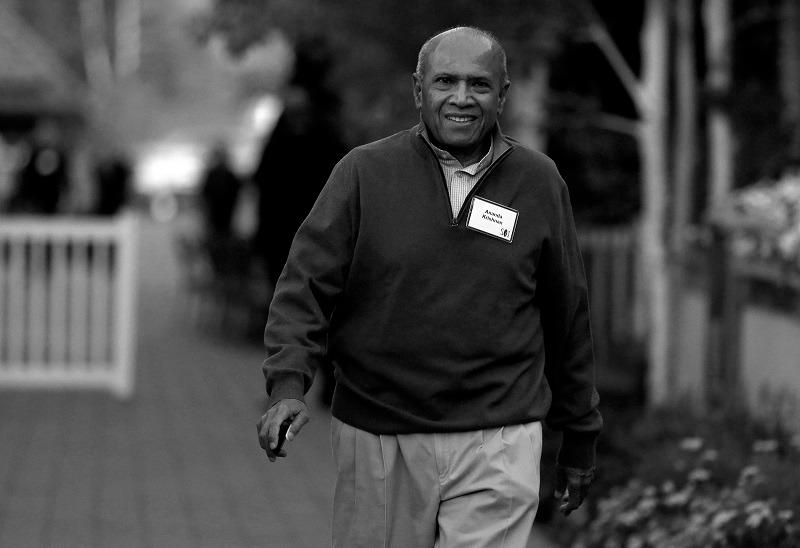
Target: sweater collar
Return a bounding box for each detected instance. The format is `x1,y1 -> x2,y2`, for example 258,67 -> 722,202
420,126 -> 495,174
413,123 -> 513,165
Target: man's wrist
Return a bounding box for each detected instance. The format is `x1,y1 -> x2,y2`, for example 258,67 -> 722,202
266,374 -> 306,409
557,429 -> 598,470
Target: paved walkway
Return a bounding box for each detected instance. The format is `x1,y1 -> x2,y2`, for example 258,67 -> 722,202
0,218 -> 558,548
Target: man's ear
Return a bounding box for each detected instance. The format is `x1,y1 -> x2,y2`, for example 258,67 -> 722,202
497,81 -> 510,115
412,73 -> 423,109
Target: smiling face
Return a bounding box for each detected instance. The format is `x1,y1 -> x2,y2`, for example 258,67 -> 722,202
414,31 -> 509,165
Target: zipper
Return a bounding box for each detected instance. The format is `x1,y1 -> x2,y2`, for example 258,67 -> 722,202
453,146 -> 514,225
419,138 -> 460,225
419,137 -> 515,227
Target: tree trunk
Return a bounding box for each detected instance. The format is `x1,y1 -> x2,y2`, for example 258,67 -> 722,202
638,0 -> 671,405
702,0 -> 738,411
115,0 -> 142,78
703,0 -> 734,207
507,57 -> 550,151
579,0 -> 672,405
79,0 -> 114,91
667,0 -> 698,398
780,0 -> 800,159
672,0 -> 697,249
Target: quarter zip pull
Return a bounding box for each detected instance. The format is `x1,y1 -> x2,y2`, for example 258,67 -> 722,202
418,134 -> 514,227
453,147 -> 515,225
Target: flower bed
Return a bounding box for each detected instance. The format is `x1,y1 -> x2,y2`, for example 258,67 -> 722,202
554,405 -> 800,547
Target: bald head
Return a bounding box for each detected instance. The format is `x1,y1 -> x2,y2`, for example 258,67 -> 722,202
415,27 -> 509,86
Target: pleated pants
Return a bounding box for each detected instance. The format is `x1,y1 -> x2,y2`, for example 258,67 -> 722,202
331,417 -> 542,548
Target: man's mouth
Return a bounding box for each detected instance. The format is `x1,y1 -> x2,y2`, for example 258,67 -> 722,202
444,114 -> 477,124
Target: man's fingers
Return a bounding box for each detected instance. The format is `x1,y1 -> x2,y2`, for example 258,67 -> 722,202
555,466 -> 594,516
286,409 -> 310,441
256,415 -> 268,450
554,466 -> 567,497
558,480 -> 587,516
558,488 -> 577,515
267,416 -> 284,450
257,399 -> 309,462
569,482 -> 583,507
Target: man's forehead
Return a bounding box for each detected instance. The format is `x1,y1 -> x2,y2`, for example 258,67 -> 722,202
428,33 -> 499,73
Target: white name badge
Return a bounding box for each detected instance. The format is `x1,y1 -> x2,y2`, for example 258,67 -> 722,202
466,196 -> 518,243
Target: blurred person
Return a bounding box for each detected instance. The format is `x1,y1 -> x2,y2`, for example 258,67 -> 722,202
9,120 -> 69,214
252,85 -> 345,406
200,143 -> 241,238
257,27 -> 602,547
93,152 -> 132,216
197,143 -> 245,297
0,132 -> 21,211
251,87 -> 344,285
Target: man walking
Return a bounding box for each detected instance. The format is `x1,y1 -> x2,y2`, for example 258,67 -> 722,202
258,26 -> 602,547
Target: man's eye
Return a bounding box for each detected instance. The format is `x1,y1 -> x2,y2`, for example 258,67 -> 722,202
435,77 -> 453,85
473,81 -> 491,90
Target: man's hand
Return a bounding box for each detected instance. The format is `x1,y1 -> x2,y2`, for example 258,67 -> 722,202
257,399 -> 309,462
554,465 -> 594,516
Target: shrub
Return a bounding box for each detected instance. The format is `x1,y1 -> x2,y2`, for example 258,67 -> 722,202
556,404 -> 800,548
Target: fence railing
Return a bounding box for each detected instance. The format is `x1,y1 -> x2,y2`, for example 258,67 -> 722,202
0,214 -> 138,398
578,224 -> 639,373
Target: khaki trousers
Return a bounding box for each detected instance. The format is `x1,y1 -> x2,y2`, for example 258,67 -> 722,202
331,418 -> 542,548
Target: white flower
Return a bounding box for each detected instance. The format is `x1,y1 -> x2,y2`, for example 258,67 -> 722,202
679,437 -> 704,452
731,236 -> 757,258
711,509 -> 738,529
777,231 -> 800,259
637,497 -> 657,515
753,439 -> 779,453
745,509 -> 769,529
688,468 -> 712,483
739,465 -> 761,486
626,536 -> 646,548
745,500 -> 771,517
617,510 -> 640,528
665,490 -> 691,507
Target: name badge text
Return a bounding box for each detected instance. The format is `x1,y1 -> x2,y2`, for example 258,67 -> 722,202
466,196 -> 518,243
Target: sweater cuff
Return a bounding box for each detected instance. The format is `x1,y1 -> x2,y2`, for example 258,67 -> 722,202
266,373 -> 306,410
557,429 -> 599,469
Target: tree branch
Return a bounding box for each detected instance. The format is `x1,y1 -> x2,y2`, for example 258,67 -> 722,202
576,0 -> 645,112
591,112 -> 641,137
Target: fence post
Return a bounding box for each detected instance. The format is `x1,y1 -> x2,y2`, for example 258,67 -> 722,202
705,225 -> 744,409
113,213 -> 138,399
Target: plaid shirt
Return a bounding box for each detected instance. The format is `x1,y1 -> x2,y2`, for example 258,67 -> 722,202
422,129 -> 495,217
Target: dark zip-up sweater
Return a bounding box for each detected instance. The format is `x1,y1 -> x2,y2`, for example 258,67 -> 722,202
263,124 -> 602,468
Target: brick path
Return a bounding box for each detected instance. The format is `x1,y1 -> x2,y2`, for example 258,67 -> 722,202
0,218 -> 557,548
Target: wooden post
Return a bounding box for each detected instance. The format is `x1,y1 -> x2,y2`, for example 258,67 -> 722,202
705,226 -> 726,407
113,213 -> 138,399
705,225 -> 744,409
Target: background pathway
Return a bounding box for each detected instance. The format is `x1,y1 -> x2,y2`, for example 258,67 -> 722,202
0,217 -> 557,548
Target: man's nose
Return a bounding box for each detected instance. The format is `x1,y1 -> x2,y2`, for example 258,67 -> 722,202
450,82 -> 471,106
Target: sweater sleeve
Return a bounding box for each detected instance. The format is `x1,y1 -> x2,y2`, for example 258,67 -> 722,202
538,166 -> 603,469
262,155 -> 359,408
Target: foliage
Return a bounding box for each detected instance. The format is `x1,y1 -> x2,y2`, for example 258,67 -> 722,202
198,0 -> 584,145
713,171 -> 800,268
557,404 -> 800,548
575,466 -> 800,547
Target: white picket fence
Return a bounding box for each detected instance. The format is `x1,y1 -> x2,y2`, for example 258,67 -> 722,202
0,214 -> 138,398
